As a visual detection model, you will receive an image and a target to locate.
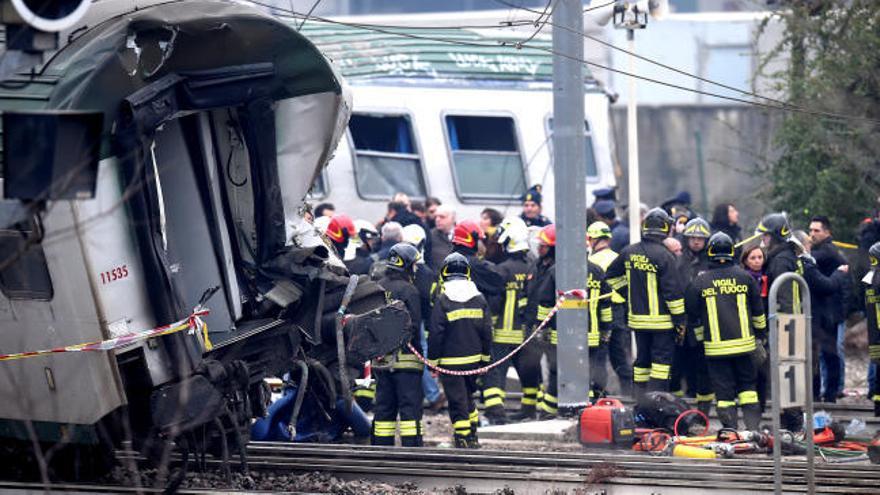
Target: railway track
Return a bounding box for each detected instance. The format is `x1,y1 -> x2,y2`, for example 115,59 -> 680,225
240,442 -> 880,494
6,439 -> 879,494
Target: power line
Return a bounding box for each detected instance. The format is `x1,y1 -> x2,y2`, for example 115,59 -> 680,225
257,4 -> 880,125
490,1 -> 824,123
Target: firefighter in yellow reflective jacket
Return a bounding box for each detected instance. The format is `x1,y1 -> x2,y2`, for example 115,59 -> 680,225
865,242 -> 880,416
588,221 -> 633,396
429,253 -> 493,448
526,224 -> 612,418
481,217 -> 542,424
686,233 -> 767,430
605,208 -> 687,400
372,243 -> 425,446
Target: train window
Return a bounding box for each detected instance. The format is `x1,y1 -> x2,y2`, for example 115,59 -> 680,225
444,115 -> 526,199
349,114 -> 426,200
0,213 -> 53,301
546,118 -> 598,178
308,171 -> 327,199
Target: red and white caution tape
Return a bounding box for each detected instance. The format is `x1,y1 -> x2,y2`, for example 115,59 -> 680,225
407,289 -> 606,377
0,309 -> 210,362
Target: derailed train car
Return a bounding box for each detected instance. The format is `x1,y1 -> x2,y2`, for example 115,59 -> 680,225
0,0 -> 406,477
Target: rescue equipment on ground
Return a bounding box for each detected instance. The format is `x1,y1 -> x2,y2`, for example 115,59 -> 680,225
577,397 -> 635,446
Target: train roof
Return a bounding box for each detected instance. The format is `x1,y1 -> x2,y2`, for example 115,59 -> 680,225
298,22 -> 602,90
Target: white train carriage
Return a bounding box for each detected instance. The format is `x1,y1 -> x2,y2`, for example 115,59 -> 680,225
299,22 -> 618,222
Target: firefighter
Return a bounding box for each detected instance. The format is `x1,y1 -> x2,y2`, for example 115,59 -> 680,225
686,233 -> 766,430
757,212 -> 805,431
864,242 -> 880,416
481,217 -> 542,424
606,208 -> 687,401
587,221 -> 633,396
325,213 -> 356,259
528,224 -> 612,417
526,224 -> 559,417
429,253 -> 493,448
371,243 -> 425,447
451,219 -> 505,298
671,217 -> 715,415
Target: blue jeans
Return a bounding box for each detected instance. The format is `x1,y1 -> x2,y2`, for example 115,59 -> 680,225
420,323 -> 441,402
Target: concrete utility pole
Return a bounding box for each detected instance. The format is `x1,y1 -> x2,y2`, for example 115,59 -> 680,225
626,28 -> 641,244
552,0 -> 590,413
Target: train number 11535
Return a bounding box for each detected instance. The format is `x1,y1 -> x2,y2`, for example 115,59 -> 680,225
100,265 -> 129,285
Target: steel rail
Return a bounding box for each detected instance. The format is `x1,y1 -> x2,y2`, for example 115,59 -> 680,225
230,442 -> 880,493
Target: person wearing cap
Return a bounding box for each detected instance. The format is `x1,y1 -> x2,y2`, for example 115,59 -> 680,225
520,185 -> 551,228
660,191 -> 692,216
592,186 -> 617,204
587,221 -> 633,396
594,200 -> 630,253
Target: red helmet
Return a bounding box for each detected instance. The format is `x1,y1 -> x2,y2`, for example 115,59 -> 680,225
452,220 -> 484,249
537,224 -> 556,247
326,214 -> 355,244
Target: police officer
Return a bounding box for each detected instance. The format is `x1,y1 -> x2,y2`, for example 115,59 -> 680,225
588,221 -> 633,396
686,233 -> 766,430
606,208 -> 687,400
371,243 -> 425,447
757,212 -> 805,431
429,253 -> 493,448
451,220 -> 505,298
671,217 -> 715,415
481,218 -> 542,424
863,242 -> 880,416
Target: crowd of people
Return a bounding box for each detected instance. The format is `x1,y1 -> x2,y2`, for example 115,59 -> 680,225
302,186 -> 880,448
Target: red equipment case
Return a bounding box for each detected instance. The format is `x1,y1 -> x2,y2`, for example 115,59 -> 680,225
578,398 -> 634,446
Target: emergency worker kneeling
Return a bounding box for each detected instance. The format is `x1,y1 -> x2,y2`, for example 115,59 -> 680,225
686,233 -> 768,431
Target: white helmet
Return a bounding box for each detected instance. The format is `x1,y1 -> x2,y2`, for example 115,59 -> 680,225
496,217 -> 530,253
401,224 -> 428,260
353,219 -> 379,248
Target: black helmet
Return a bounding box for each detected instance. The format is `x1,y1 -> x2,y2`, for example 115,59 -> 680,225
870,241 -> 880,267
683,218 -> 711,239
387,243 -> 419,274
706,232 -> 735,263
642,207 -> 673,238
440,252 -> 471,281
756,213 -> 792,242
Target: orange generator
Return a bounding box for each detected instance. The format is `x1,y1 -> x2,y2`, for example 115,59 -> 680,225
578,398 -> 635,447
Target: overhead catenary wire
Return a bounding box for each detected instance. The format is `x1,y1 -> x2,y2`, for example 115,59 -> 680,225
253,1 -> 880,126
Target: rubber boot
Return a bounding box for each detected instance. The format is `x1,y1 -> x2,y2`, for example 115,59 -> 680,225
509,404 -> 536,422
453,435 -> 469,448
466,431 -> 481,449
696,400 -> 712,418
742,404 -> 761,431
716,407 -> 738,430
484,405 -> 509,425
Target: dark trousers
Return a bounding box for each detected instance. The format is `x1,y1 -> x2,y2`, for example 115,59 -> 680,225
483,340 -> 542,413
440,373 -> 479,441
608,307 -> 633,393
540,342 -> 604,414
671,344 -> 714,407
632,330 -> 675,399
371,370 -> 424,447
706,354 -> 759,429
812,324 -> 841,403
